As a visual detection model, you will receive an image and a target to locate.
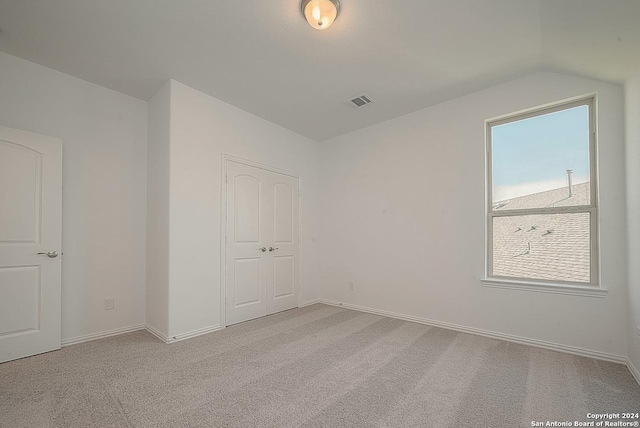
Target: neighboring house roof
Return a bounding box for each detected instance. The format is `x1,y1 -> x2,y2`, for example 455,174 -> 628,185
492,182 -> 591,283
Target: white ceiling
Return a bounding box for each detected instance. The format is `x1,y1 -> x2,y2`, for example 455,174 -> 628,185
0,0 -> 638,141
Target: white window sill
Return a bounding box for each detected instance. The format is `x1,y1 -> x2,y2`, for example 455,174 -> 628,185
481,278 -> 608,298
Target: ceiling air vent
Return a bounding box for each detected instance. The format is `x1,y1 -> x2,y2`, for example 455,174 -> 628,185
348,94 -> 373,108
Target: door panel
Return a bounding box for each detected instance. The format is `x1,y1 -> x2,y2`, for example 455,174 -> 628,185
0,141 -> 41,243
0,266 -> 40,335
233,258 -> 261,306
234,175 -> 261,243
272,256 -> 294,299
225,160 -> 299,326
0,126 -> 62,363
273,183 -> 293,244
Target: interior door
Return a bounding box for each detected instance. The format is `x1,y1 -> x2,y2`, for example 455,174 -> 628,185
266,174 -> 299,315
0,125 -> 62,363
226,161 -> 271,325
225,160 -> 299,326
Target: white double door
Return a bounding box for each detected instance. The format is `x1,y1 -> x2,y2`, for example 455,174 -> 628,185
0,126 -> 62,363
225,160 -> 299,326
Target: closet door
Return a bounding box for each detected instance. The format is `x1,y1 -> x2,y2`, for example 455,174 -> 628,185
225,160 -> 299,326
266,173 -> 299,316
225,162 -> 270,325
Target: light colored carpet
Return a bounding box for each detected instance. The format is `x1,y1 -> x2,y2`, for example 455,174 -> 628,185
0,304 -> 638,427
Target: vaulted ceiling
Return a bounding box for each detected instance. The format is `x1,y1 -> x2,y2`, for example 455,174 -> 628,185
0,0 -> 638,141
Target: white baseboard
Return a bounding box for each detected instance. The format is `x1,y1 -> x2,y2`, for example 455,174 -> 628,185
61,324 -> 146,347
627,358 -> 640,386
299,299 -> 320,307
168,324 -> 224,343
317,299 -> 627,365
145,323 -> 223,344
145,323 -> 170,343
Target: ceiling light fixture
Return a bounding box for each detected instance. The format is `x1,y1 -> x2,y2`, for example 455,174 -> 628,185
301,0 -> 340,30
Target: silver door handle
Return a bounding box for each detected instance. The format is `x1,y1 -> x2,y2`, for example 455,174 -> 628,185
268,247 -> 279,252
259,247 -> 267,252
37,251 -> 58,258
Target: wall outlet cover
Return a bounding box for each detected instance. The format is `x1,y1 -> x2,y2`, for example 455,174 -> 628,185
105,298 -> 115,310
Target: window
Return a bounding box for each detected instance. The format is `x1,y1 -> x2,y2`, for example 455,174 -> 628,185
485,97 -> 599,290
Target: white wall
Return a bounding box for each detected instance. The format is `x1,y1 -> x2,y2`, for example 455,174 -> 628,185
319,71 -> 628,358
146,81 -> 171,336
0,52 -> 148,341
626,74 -> 640,372
155,80 -> 321,338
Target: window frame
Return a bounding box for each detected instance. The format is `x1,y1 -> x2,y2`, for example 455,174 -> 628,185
484,96 -> 600,290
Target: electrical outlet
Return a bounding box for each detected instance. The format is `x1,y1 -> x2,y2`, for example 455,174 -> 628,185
349,281 -> 355,291
105,298 -> 115,311
637,326 -> 640,344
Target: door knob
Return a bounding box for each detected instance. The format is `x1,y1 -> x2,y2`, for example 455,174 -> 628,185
37,251 -> 58,258
268,247 -> 279,252
259,247 -> 267,252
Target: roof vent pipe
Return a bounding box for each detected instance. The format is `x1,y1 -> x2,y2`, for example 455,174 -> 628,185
566,169 -> 574,196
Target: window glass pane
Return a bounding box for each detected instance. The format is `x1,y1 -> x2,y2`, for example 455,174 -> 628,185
491,105 -> 590,210
492,212 -> 590,283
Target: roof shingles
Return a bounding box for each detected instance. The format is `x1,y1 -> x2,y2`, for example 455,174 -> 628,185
492,182 -> 591,283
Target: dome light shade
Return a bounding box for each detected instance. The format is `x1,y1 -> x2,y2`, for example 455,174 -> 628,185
301,0 -> 340,30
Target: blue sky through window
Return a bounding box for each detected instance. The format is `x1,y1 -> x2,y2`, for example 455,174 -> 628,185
491,105 -> 590,202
